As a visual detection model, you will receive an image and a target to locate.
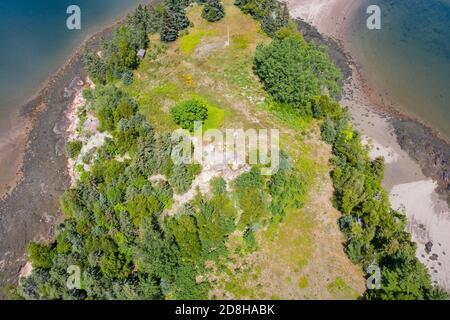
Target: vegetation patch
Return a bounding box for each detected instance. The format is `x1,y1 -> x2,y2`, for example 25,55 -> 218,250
327,277 -> 359,300
298,276 -> 309,289
179,29 -> 217,54
66,140 -> 82,160
171,97 -> 209,132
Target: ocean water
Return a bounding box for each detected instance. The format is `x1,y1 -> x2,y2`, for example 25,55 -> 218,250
0,0 -> 148,131
348,0 -> 450,140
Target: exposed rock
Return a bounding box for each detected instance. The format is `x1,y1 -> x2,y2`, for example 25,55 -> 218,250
425,241 -> 433,254
392,118 -> 450,204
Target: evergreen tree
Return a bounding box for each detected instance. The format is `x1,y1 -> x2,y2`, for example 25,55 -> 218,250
164,0 -> 190,31
160,8 -> 179,42
202,0 -> 225,22
147,5 -> 165,34
83,50 -> 107,84
126,4 -> 165,34
126,4 -> 149,30
261,2 -> 290,37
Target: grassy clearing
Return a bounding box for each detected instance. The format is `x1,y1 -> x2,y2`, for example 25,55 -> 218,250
180,29 -> 217,54
261,208 -> 315,270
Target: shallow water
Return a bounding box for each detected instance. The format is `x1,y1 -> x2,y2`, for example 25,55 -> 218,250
0,0 -> 148,132
348,0 -> 450,140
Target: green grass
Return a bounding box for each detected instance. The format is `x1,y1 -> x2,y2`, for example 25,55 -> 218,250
135,83 -> 181,131
265,101 -> 313,131
232,34 -> 248,49
298,276 -> 309,289
179,29 -> 217,55
153,83 -> 179,97
222,265 -> 261,299
204,104 -> 226,130
327,277 -> 360,300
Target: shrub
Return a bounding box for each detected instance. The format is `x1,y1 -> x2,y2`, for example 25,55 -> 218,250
28,242 -> 54,269
66,140 -> 83,159
122,70 -> 134,85
170,98 -> 209,132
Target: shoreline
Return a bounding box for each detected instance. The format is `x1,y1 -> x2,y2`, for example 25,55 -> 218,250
0,1 -> 163,297
288,0 -> 450,291
0,16 -> 128,202
0,11 -> 131,297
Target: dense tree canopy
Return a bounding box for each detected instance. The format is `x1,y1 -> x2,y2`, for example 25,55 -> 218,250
160,5 -> 180,42
313,95 -> 448,300
160,0 -> 190,43
253,28 -> 342,115
84,5 -> 152,84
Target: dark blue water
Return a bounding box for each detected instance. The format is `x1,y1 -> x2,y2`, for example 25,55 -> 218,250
349,0 -> 450,140
0,0 -> 148,130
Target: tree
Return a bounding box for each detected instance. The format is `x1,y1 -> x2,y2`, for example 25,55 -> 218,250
98,26 -> 143,81
126,4 -> 164,34
66,140 -> 83,159
83,50 -> 106,84
122,70 -> 134,85
126,4 -> 150,31
169,164 -> 201,194
253,30 -> 342,113
235,0 -> 275,20
261,2 -> 289,37
170,98 -> 209,132
135,221 -> 179,281
425,287 -> 450,300
160,8 -> 179,42
167,213 -> 202,261
164,0 -> 190,31
202,0 -> 225,22
234,168 -> 269,226
28,242 -> 54,269
147,5 -> 165,33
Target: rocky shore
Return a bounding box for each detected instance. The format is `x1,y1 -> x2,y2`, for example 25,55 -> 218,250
393,119 -> 450,202
295,17 -> 450,204
0,23 -> 117,298
289,0 -> 450,291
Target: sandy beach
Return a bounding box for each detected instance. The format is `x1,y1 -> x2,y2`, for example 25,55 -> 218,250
287,0 -> 450,291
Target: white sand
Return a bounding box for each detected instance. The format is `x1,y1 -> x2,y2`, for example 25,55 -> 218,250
391,180 -> 450,289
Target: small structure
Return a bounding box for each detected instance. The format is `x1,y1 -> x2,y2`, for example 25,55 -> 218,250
137,49 -> 146,60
